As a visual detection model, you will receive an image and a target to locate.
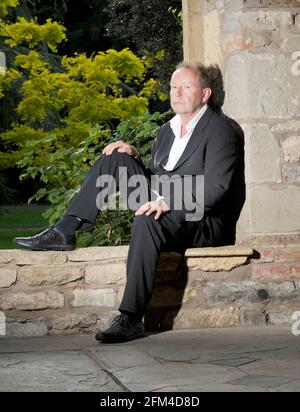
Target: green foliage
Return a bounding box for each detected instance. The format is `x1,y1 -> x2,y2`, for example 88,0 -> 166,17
0,1 -> 174,246
0,42 -> 161,168
0,0 -> 19,19
0,17 -> 67,51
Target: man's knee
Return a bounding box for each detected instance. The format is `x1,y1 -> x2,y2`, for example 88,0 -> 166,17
103,151 -> 133,162
132,214 -> 158,231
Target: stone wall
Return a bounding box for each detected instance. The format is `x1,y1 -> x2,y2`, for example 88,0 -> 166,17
182,0 -> 300,245
1,245 -> 300,336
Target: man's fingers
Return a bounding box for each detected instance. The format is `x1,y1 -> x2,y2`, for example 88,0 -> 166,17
135,202 -> 150,215
102,141 -> 124,155
154,210 -> 162,220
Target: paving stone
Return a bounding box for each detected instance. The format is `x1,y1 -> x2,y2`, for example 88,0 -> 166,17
0,335 -> 78,353
0,325 -> 299,392
240,358 -> 300,379
227,374 -> 294,388
208,357 -> 258,367
89,346 -> 160,373
276,379 -> 300,392
113,363 -> 246,392
0,351 -> 123,392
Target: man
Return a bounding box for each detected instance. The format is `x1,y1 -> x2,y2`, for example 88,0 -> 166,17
14,63 -> 245,343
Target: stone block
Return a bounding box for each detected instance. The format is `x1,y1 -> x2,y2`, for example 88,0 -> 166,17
6,317 -> 48,337
14,251 -> 67,265
244,0 -> 300,8
246,185 -> 300,233
0,251 -> 13,264
282,136 -> 300,163
223,11 -> 293,52
186,256 -> 248,271
184,246 -> 253,257
204,280 -> 300,304
49,313 -> 97,332
237,233 -> 300,247
67,246 -> 128,262
149,284 -> 203,308
204,281 -> 258,304
85,262 -> 126,285
0,265 -> 17,288
275,247 -> 300,262
265,301 -> 300,325
252,263 -> 292,280
271,120 -> 300,135
242,124 -> 281,183
0,291 -> 64,310
225,53 -> 300,119
260,281 -> 300,301
72,288 -> 115,308
203,9 -> 223,65
239,306 -> 267,326
188,264 -> 252,282
171,306 -> 241,329
18,265 -> 84,286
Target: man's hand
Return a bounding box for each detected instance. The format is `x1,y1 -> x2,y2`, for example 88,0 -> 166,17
102,140 -> 139,158
135,200 -> 170,220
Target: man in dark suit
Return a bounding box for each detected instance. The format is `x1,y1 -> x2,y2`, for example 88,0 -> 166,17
14,63 -> 245,343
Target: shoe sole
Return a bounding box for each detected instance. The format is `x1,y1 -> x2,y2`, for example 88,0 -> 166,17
95,333 -> 145,344
13,239 -> 76,251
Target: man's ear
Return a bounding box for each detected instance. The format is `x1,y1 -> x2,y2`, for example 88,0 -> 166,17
202,87 -> 212,104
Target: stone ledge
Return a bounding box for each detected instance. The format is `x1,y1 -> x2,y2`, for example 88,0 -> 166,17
184,246 -> 253,257
0,245 -> 253,262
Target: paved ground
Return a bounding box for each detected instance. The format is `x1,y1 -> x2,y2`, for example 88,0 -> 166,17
0,325 -> 299,392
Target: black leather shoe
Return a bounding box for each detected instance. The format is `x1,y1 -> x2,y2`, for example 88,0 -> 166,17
13,226 -> 76,251
95,314 -> 145,343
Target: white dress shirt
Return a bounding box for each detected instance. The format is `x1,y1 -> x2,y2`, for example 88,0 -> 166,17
164,104 -> 208,171
151,104 -> 207,202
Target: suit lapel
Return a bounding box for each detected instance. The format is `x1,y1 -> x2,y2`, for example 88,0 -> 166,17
155,127 -> 175,169
171,107 -> 214,171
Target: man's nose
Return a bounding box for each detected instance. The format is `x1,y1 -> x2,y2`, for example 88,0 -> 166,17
175,86 -> 183,96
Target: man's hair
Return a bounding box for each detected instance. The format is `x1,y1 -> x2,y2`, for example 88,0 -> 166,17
175,62 -> 225,113
176,62 -> 210,89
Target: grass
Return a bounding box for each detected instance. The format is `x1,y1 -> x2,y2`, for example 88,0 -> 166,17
0,204 -> 48,249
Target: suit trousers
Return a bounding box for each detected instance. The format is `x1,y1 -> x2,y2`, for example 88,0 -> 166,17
66,151 -> 198,318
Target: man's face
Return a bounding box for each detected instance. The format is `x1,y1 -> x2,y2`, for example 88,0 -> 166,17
170,68 -> 205,116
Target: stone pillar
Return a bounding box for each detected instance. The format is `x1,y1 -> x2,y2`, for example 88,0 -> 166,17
182,0 -> 300,246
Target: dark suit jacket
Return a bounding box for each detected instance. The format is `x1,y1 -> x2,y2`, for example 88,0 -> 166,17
147,106 -> 245,247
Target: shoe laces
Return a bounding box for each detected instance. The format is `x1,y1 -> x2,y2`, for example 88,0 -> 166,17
112,314 -> 133,328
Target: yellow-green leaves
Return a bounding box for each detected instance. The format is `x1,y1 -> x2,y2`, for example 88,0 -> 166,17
0,0 -> 19,19
0,17 -> 67,52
